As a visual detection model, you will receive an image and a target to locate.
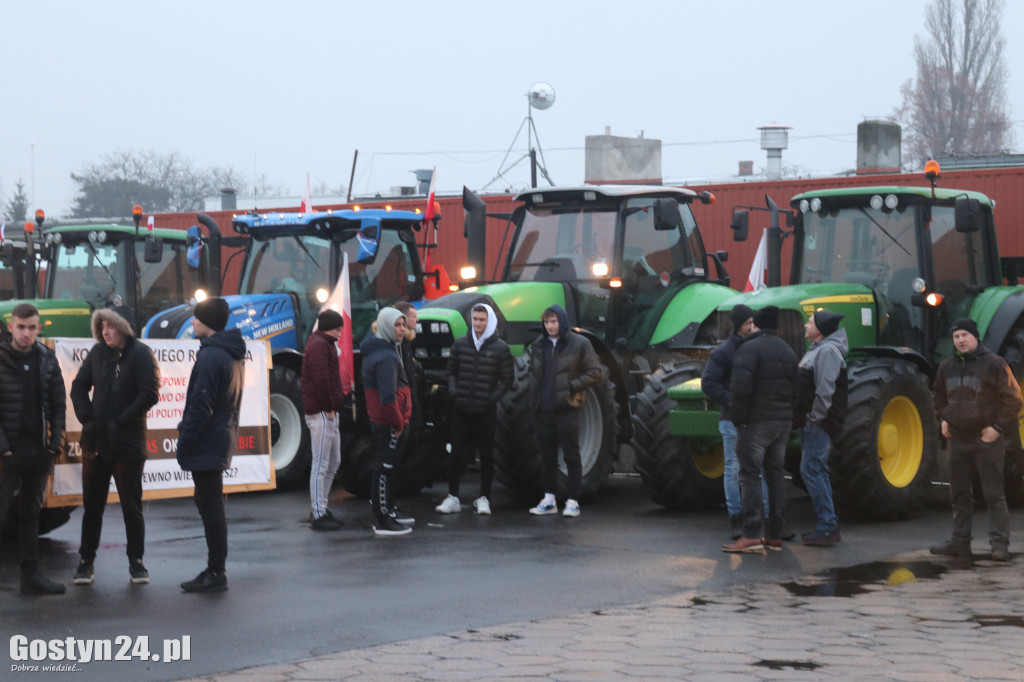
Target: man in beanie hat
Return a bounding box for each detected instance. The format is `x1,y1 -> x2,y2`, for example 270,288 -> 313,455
724,306 -> 798,553
794,308 -> 849,546
360,307 -> 413,535
931,317 -> 1022,561
301,309 -> 346,531
702,304 -> 764,539
70,306 -> 160,586
178,297 -> 246,592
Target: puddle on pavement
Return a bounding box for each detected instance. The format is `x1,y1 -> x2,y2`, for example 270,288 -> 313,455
972,615 -> 1024,628
753,659 -> 821,671
779,560 -> 949,598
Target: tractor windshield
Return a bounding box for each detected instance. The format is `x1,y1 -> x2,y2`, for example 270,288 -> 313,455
48,241 -> 124,309
133,240 -> 203,324
506,204 -> 618,283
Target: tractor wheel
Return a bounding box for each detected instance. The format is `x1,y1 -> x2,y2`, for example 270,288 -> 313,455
997,323 -> 1024,505
631,361 -> 724,509
338,433 -> 376,499
269,365 -> 311,489
830,359 -> 937,520
494,354 -> 618,502
393,424 -> 446,497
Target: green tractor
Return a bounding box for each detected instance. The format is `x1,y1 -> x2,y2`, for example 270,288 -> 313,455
411,185 -> 736,500
667,166 -> 1024,520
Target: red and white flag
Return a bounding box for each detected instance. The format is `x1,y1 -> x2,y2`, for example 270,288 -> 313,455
147,215 -> 154,233
0,223 -> 5,244
423,166 -> 437,222
322,251 -> 355,396
300,173 -> 314,214
745,228 -> 767,292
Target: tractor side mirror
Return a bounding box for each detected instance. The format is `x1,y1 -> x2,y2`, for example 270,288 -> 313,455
954,197 -> 983,233
730,209 -> 749,242
653,198 -> 680,231
357,218 -> 381,264
143,236 -> 164,263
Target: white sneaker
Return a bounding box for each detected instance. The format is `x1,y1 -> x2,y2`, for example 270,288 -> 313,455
435,495 -> 461,514
562,502 -> 580,518
529,500 -> 558,515
473,497 -> 491,515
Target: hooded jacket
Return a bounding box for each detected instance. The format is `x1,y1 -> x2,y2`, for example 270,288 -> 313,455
934,341 -> 1023,441
447,303 -> 513,415
527,305 -> 601,413
71,307 -> 161,461
360,307 -> 412,430
729,329 -> 798,427
794,328 -> 849,439
301,329 -> 345,415
0,334 -> 65,464
176,329 -> 246,471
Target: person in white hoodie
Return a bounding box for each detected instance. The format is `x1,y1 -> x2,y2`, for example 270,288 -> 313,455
436,304 -> 513,515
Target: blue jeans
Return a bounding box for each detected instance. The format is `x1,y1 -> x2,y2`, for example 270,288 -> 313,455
736,420 -> 790,540
721,420 -> 768,518
800,425 -> 839,532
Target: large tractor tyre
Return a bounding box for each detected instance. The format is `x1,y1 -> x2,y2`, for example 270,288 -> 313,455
631,361 -> 724,509
393,424 -> 446,497
269,365 -> 311,490
997,324 -> 1024,505
830,359 -> 938,520
337,433 -> 376,499
2,505 -> 74,543
494,354 -> 619,502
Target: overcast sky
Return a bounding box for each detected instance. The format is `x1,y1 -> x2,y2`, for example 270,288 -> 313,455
4,0 -> 1023,217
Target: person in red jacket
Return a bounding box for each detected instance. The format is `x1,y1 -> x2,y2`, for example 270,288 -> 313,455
302,309 -> 346,531
360,307 -> 413,536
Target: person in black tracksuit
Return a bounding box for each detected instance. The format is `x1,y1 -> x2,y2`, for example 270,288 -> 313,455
931,317 -> 1023,562
435,303 -> 513,516
176,297 -> 246,592
526,304 -> 601,518
0,303 -> 67,595
725,306 -> 798,553
70,306 -> 160,585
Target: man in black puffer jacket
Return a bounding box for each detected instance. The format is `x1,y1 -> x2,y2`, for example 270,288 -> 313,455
724,306 -> 798,554
436,303 -> 513,516
0,303 -> 67,595
70,306 -> 160,586
526,304 -> 600,518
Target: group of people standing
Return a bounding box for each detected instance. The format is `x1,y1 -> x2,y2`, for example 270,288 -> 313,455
302,301 -> 601,536
703,304 -> 1023,559
0,298 -> 244,595
703,304 -> 851,553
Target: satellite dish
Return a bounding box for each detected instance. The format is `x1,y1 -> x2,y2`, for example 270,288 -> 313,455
528,82 -> 556,110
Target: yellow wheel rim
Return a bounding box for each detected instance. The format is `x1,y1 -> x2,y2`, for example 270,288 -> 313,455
693,442 -> 725,479
877,396 -> 923,488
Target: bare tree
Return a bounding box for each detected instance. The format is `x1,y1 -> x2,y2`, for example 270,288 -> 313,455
70,150 -> 289,217
895,0 -> 1011,168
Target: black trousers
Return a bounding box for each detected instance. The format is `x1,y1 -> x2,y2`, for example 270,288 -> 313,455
536,410 -> 581,501
192,470 -> 227,573
448,409 -> 496,498
371,423 -> 408,518
79,456 -> 146,563
0,458 -> 50,577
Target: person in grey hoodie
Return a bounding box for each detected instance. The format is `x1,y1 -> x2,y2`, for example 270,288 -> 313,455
794,309 -> 848,546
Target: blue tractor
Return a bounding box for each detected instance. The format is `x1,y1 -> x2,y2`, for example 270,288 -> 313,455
144,208 -> 432,490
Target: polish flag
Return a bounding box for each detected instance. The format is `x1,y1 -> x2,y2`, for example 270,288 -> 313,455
300,173 -> 314,214
0,223 -> 5,244
423,167 -> 437,222
147,216 -> 154,233
322,252 -> 355,395
745,228 -> 768,292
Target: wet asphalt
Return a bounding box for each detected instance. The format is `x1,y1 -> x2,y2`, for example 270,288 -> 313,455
1,474 -> 1011,680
